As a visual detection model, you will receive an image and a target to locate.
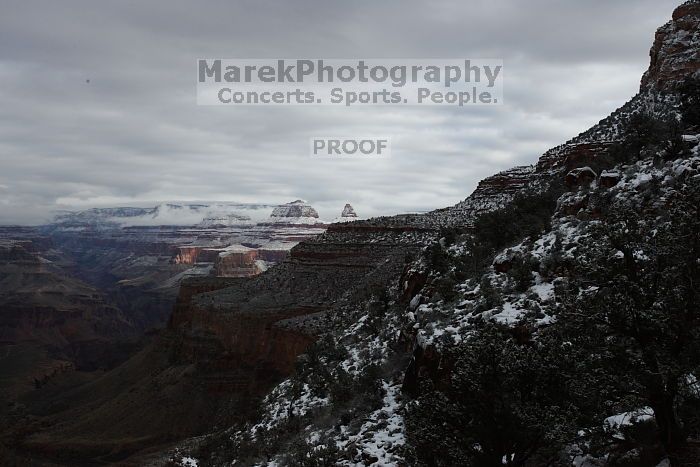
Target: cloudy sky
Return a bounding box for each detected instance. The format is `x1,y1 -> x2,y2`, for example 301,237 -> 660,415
0,0 -> 681,224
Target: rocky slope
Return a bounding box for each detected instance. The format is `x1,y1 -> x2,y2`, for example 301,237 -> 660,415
0,231 -> 136,404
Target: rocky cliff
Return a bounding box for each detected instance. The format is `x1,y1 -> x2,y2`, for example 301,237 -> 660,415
212,245 -> 261,277
169,222 -> 431,377
642,0 -> 700,92
262,200 -> 325,226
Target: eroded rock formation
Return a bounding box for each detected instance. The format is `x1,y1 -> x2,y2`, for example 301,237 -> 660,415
642,0 -> 700,91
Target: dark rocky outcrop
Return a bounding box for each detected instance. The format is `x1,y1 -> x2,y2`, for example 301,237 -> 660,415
565,166 -> 597,187
642,0 -> 700,92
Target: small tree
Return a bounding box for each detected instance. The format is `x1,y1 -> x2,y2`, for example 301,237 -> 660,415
679,77 -> 700,127
558,181 -> 700,464
406,325 -> 585,466
508,254 -> 535,293
479,276 -> 503,310
427,242 -> 450,275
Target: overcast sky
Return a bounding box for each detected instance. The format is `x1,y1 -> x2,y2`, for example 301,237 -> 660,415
0,0 -> 682,224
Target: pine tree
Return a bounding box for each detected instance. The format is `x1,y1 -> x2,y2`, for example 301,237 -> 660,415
557,180 -> 700,464
406,324 -> 584,466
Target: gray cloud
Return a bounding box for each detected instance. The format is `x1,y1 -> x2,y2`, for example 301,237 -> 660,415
0,0 -> 681,224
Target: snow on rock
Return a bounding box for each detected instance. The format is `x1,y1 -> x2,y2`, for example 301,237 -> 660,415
253,381 -> 330,432
333,203 -> 362,223
411,150 -> 700,354
336,382 -> 406,467
341,203 -> 358,218
565,166 -> 597,187
270,200 -> 319,219
180,457 -> 199,467
217,244 -> 255,258
604,407 -> 654,436
641,0 -> 700,92
530,278 -> 555,301
600,170 -> 622,188
491,302 -> 525,325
